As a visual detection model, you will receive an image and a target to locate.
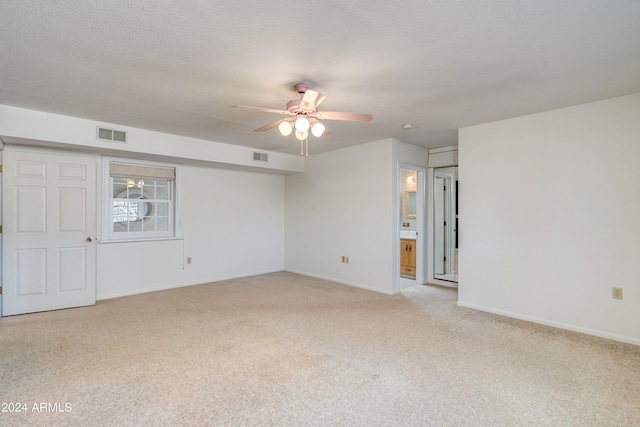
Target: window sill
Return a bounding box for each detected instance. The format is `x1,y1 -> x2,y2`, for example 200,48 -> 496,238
98,236 -> 184,244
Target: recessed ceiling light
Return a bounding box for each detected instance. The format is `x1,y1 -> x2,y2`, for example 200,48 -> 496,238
402,123 -> 414,129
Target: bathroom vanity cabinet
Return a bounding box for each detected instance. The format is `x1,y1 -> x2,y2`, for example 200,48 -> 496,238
400,239 -> 416,277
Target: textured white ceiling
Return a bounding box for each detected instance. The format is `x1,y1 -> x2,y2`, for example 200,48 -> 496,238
1,0 -> 639,155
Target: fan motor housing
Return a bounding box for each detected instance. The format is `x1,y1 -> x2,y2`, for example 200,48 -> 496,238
294,83 -> 309,94
286,99 -> 303,113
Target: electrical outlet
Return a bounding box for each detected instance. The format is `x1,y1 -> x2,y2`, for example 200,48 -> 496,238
187,257 -> 192,265
612,287 -> 623,300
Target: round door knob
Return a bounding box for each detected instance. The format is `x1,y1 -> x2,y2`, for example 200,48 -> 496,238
86,237 -> 93,242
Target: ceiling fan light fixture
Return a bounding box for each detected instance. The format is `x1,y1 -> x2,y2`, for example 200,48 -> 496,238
278,120 -> 293,136
233,84 -> 372,156
311,122 -> 325,137
294,115 -> 310,132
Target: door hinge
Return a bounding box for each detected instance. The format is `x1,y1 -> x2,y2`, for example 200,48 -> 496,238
0,286 -> 3,294
444,256 -> 447,261
0,225 -> 2,233
0,164 -> 3,173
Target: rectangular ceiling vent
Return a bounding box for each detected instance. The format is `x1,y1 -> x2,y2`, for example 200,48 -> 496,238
253,152 -> 269,162
97,126 -> 127,143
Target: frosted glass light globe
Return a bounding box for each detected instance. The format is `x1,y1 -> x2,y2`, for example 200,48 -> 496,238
311,122 -> 325,137
294,116 -> 310,132
278,121 -> 293,136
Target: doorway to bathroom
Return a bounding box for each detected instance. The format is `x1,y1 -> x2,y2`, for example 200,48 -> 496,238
398,165 -> 425,289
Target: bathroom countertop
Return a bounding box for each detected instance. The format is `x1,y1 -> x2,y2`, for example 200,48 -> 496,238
400,230 -> 417,239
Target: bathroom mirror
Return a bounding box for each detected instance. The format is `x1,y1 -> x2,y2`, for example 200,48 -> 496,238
405,190 -> 416,218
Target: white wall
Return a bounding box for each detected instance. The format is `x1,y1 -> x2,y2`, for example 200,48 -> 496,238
285,139 -> 428,294
0,105 -> 430,304
0,105 -> 303,174
458,92 -> 640,345
0,106 -> 291,301
285,139 -> 395,293
98,164 -> 285,299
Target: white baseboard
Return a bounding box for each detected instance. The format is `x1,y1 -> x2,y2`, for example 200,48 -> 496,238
285,269 -> 395,295
96,269 -> 284,301
457,301 -> 640,346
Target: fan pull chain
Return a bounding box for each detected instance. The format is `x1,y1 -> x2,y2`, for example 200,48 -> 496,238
299,138 -> 310,156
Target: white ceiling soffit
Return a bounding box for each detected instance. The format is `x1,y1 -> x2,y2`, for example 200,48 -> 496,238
1,0 -> 639,155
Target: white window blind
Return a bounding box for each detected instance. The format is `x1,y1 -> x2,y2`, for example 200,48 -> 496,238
110,162 -> 176,180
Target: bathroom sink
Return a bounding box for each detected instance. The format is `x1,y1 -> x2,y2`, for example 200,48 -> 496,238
400,230 -> 417,239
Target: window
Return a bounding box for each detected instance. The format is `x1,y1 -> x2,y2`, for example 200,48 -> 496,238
102,158 -> 181,241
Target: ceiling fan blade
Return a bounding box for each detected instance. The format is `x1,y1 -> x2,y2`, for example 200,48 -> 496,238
232,105 -> 290,115
299,90 -> 327,112
315,111 -> 373,122
255,118 -> 289,132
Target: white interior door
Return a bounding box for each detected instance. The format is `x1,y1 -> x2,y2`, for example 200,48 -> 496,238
2,148 -> 97,316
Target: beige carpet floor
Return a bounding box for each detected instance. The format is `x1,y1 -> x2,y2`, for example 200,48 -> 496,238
1,271 -> 639,426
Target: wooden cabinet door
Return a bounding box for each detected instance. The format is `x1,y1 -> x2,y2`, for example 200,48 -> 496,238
407,241 -> 416,268
400,239 -> 409,266
400,239 -> 416,277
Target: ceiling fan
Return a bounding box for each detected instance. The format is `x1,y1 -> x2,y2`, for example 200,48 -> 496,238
232,83 -> 373,155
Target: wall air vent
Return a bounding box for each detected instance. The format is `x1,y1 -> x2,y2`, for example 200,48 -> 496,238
253,152 -> 269,162
97,126 -> 127,143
